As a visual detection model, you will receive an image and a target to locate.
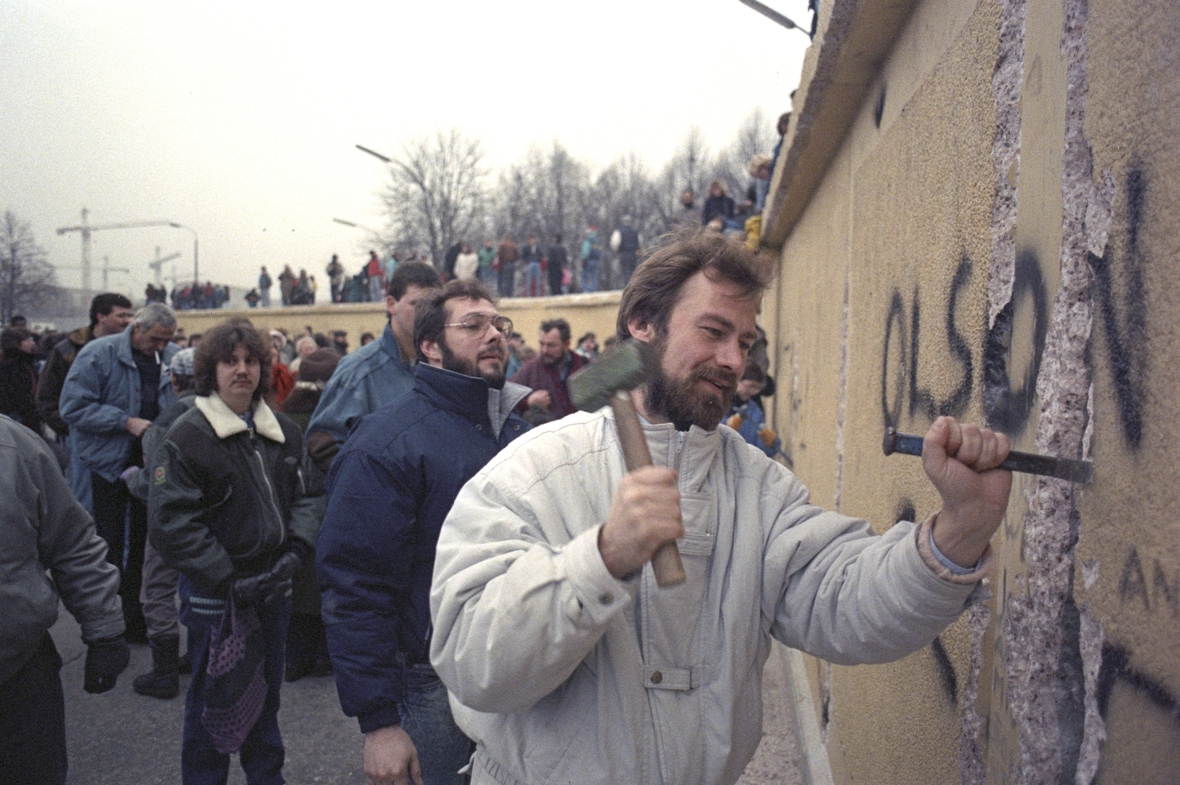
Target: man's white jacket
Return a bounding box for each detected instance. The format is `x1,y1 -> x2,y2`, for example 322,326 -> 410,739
430,409 -> 989,785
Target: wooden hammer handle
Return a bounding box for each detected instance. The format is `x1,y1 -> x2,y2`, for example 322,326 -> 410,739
609,390 -> 687,587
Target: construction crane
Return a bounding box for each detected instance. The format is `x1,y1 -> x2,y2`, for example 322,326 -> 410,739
146,247 -> 182,285
55,208 -> 179,300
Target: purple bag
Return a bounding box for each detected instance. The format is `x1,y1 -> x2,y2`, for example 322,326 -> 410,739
202,595 -> 267,754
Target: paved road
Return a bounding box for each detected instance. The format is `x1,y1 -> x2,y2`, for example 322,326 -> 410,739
53,610 -> 802,785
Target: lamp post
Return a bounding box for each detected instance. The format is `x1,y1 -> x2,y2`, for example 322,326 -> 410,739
169,222 -> 199,283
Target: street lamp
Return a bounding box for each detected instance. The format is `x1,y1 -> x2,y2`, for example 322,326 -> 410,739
168,222 -> 199,283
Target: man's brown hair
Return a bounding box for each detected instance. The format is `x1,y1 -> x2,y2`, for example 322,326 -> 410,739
413,279 -> 497,362
616,230 -> 773,342
194,318 -> 272,402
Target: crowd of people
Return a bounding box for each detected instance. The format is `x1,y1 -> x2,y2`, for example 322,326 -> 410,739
232,146 -> 793,315
0,105 -> 993,785
142,281 -> 235,311
0,228 -> 1015,785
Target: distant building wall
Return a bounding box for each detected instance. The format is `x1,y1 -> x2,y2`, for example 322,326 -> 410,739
174,292 -> 623,353
762,0 -> 1178,782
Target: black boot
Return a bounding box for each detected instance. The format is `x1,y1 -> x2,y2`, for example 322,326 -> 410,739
133,634 -> 180,699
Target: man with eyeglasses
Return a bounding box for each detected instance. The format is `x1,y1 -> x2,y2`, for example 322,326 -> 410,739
317,280 -> 531,785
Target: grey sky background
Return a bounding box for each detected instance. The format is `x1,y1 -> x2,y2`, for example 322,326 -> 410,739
1,0 -> 811,296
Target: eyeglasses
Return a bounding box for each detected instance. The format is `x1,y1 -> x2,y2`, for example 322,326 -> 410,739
444,313 -> 513,338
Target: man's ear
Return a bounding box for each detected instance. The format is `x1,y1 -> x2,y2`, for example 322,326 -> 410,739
627,317 -> 655,343
420,339 -> 442,365
385,294 -> 397,319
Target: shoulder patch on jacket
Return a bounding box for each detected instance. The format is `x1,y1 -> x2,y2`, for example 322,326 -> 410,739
154,466 -> 166,485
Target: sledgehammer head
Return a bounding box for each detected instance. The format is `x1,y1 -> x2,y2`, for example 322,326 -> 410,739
569,340 -> 658,412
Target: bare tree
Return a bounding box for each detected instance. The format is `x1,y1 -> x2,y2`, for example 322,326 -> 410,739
0,211 -> 63,324
713,108 -> 775,202
653,128 -> 714,232
380,129 -> 487,269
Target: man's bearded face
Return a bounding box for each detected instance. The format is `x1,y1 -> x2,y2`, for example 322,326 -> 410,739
439,332 -> 507,389
644,331 -> 738,431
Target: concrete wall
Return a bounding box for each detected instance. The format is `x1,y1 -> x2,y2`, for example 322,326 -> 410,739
173,291 -> 623,352
763,0 -> 1179,781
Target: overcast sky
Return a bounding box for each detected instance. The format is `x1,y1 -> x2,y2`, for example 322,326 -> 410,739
1,0 -> 811,296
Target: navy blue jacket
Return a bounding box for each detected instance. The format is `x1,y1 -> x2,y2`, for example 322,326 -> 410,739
317,363 -> 531,732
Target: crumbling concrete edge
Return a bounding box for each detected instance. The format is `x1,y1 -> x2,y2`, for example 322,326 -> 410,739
776,645 -> 836,785
987,0 -> 1028,328
1000,0 -> 1100,780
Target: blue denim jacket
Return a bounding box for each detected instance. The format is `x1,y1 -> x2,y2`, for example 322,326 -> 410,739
59,325 -> 177,482
306,323 -> 414,448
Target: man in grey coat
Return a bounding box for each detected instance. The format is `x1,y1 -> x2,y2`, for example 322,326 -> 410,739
60,302 -> 178,642
0,415 -> 130,785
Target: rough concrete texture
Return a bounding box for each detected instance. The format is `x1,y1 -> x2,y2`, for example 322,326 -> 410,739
998,0 -> 1097,781
987,0 -> 1027,328
765,0 -> 1180,780
958,603 -> 992,785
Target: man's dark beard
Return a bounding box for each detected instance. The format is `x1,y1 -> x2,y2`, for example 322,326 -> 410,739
644,339 -> 737,431
439,338 -> 506,389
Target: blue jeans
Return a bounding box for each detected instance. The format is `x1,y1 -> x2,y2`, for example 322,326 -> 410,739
65,435 -> 93,515
479,266 -> 498,292
179,577 -> 290,785
399,661 -> 472,785
582,258 -> 600,293
523,262 -> 543,297
498,263 -> 516,298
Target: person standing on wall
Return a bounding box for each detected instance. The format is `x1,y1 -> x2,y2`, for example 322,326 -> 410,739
580,225 -> 603,293
546,234 -> 568,296
495,236 -> 518,299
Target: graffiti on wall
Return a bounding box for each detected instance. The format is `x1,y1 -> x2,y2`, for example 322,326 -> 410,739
1088,165 -> 1150,451
879,256 -> 975,428
982,249 -> 1048,436
1118,545 -> 1178,618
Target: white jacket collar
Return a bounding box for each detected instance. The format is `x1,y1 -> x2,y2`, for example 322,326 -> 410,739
194,394 -> 286,443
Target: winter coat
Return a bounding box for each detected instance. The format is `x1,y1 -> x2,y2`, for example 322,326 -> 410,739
509,351 -> 586,419
125,391 -> 198,502
148,395 -> 325,595
723,396 -> 781,458
0,350 -> 39,431
306,324 -> 415,450
0,416 -> 123,685
59,325 -> 177,482
430,409 -> 991,785
454,252 -> 480,281
703,193 -> 736,226
317,363 -> 530,733
37,326 -> 92,436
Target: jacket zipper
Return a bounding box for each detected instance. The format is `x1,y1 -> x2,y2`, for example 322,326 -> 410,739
251,432 -> 286,548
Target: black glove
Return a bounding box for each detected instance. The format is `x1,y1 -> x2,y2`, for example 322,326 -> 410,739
232,551 -> 301,607
84,636 -> 131,694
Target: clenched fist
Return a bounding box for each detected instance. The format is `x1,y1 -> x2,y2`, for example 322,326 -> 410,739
598,466 -> 685,580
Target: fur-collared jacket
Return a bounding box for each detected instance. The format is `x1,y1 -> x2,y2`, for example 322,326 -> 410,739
148,394 -> 325,595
